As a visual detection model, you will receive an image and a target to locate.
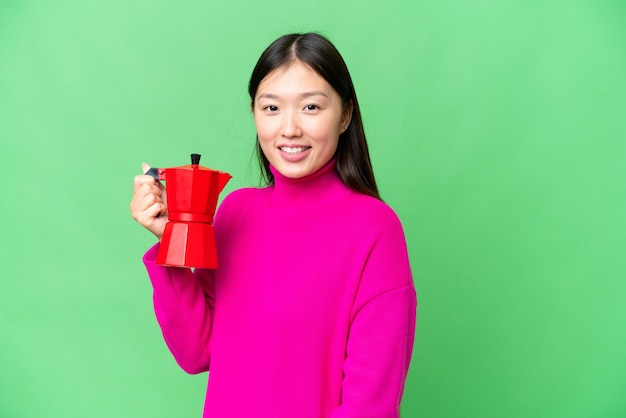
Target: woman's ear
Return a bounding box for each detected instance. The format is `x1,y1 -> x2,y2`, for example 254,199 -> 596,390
341,100 -> 353,131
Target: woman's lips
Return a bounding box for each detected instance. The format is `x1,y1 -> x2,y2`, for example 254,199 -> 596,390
278,145 -> 312,162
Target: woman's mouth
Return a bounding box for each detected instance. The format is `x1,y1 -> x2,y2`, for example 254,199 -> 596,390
278,145 -> 312,162
279,146 -> 311,154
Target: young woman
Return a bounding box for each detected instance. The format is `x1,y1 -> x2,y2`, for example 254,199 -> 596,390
131,32 -> 416,417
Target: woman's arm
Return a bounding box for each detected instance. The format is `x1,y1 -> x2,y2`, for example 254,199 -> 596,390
144,244 -> 216,374
332,206 -> 417,417
132,163 -> 216,374
331,286 -> 416,418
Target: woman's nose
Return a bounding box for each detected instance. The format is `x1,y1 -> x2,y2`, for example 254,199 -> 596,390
281,110 -> 302,138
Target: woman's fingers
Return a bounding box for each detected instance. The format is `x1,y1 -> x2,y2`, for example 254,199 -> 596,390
131,163 -> 168,239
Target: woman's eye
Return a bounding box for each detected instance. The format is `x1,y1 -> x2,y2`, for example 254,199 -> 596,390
264,105 -> 278,112
305,104 -> 319,111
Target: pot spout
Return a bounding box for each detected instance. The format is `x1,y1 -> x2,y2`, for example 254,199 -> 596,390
217,171 -> 232,194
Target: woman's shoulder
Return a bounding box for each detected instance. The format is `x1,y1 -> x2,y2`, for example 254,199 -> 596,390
335,191 -> 407,243
215,187 -> 266,224
221,186 -> 268,205
347,191 -> 403,225
216,186 -> 268,218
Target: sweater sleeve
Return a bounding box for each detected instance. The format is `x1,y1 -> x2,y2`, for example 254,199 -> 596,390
143,243 -> 216,374
331,206 -> 417,418
331,287 -> 416,418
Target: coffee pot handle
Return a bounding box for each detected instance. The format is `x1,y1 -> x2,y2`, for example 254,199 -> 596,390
145,167 -> 165,182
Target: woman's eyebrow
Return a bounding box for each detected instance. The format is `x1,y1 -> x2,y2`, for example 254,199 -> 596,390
257,91 -> 329,100
257,93 -> 279,100
300,91 -> 329,98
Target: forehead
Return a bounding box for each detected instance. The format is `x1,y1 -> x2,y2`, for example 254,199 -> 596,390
256,61 -> 334,98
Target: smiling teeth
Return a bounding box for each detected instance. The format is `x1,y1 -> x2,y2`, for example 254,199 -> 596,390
281,146 -> 308,154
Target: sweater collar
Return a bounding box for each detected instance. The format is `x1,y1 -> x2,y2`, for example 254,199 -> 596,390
268,159 -> 345,208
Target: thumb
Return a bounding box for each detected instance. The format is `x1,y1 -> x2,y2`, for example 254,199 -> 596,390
141,162 -> 151,175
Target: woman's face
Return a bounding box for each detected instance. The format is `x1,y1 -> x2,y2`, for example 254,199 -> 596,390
252,61 -> 351,179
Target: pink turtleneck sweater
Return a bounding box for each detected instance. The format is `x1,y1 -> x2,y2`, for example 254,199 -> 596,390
143,160 -> 417,417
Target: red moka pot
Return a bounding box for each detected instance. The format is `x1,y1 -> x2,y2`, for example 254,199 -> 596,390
147,153 -> 231,269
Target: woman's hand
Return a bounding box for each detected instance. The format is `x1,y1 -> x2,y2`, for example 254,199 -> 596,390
130,163 -> 168,240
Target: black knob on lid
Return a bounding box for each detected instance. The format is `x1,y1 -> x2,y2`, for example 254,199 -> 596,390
191,153 -> 201,165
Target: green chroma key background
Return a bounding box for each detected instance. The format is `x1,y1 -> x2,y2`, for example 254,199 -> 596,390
1,1 -> 624,417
